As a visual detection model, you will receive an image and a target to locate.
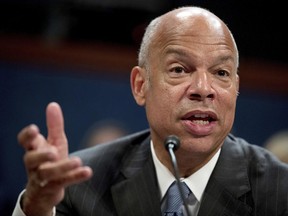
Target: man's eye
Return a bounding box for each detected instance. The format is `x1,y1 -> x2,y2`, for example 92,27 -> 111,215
172,67 -> 185,73
217,70 -> 229,77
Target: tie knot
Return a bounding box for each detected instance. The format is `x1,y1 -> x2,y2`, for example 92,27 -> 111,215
169,181 -> 191,199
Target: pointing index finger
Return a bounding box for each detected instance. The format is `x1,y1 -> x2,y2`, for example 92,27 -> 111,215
46,102 -> 68,154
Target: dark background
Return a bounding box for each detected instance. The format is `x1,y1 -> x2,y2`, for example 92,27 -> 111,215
0,0 -> 287,215
0,0 -> 287,63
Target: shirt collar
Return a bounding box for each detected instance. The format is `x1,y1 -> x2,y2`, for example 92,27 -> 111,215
150,140 -> 221,202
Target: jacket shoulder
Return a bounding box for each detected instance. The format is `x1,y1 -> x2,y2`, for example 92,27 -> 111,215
70,129 -> 151,166
225,134 -> 288,167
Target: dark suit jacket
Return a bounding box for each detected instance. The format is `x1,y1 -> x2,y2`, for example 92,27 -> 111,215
57,129 -> 288,216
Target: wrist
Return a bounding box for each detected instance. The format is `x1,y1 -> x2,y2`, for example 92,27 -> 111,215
21,192 -> 54,216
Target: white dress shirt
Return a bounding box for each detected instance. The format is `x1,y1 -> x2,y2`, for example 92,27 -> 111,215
150,140 -> 220,215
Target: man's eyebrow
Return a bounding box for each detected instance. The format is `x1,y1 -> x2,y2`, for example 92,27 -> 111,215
163,47 -> 236,64
218,55 -> 234,62
213,55 -> 236,66
164,47 -> 189,57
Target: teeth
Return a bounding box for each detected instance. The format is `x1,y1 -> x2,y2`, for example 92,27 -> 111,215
193,120 -> 209,125
194,114 -> 209,118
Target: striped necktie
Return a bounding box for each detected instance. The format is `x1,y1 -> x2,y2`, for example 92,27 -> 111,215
162,181 -> 191,216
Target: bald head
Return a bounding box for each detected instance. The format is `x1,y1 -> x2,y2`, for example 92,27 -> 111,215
138,6 -> 238,69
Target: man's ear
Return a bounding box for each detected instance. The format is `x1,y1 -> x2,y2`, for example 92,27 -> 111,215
130,66 -> 146,106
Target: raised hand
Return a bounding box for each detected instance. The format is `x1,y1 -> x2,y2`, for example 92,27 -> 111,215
18,102 -> 93,216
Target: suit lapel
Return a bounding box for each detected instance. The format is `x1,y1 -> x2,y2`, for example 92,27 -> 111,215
198,135 -> 253,216
111,137 -> 162,216
111,133 -> 254,216
198,179 -> 252,216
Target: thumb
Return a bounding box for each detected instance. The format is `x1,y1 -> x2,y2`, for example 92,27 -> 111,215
46,102 -> 67,149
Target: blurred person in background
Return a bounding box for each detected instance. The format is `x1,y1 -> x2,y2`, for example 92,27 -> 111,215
80,119 -> 128,148
264,130 -> 288,163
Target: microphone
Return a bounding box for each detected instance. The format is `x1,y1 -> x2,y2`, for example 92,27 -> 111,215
164,135 -> 191,216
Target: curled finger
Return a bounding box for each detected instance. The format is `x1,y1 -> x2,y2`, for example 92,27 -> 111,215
36,156 -> 84,183
17,124 -> 40,150
51,166 -> 93,188
24,148 -> 58,171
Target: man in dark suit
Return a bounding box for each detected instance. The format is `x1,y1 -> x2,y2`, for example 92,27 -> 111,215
13,6 -> 288,216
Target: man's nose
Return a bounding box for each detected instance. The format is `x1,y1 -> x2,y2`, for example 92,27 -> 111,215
187,71 -> 215,101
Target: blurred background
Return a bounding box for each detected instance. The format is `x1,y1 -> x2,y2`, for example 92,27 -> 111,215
0,0 -> 287,214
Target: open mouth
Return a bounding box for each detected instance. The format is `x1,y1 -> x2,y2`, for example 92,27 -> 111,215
182,112 -> 217,125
